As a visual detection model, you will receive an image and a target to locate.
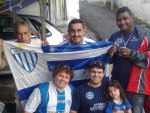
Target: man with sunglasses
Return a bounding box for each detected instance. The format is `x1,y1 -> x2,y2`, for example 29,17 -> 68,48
70,61 -> 107,113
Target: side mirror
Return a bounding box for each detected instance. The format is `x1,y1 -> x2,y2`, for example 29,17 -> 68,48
30,35 -> 37,38
46,33 -> 51,37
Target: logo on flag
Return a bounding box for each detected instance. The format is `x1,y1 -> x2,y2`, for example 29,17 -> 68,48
10,48 -> 38,72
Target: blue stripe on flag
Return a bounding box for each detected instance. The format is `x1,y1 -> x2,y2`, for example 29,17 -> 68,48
29,52 -> 35,68
18,53 -> 25,69
18,84 -> 39,101
47,54 -> 109,71
6,40 -> 113,105
70,79 -> 90,88
41,41 -> 113,53
23,53 -> 31,72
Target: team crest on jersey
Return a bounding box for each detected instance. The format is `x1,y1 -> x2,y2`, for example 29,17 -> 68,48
11,48 -> 38,72
115,38 -> 122,45
86,91 -> 94,100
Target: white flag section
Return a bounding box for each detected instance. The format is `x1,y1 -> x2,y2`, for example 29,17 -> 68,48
3,40 -> 112,108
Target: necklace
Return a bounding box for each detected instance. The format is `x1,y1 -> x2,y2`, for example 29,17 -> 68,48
121,32 -> 133,47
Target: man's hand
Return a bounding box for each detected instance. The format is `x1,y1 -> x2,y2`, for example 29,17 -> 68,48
70,110 -> 78,113
0,38 -> 3,51
113,110 -> 125,113
0,38 -> 3,69
119,47 -> 131,57
41,41 -> 49,45
108,44 -> 118,57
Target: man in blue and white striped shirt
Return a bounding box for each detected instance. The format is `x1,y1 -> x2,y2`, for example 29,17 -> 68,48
24,64 -> 75,113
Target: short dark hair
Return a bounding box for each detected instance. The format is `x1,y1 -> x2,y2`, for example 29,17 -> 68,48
52,64 -> 74,80
89,60 -> 105,72
68,19 -> 85,29
14,20 -> 30,34
116,7 -> 132,16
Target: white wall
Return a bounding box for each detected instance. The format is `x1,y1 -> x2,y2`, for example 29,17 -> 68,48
66,0 -> 80,22
86,0 -> 104,2
14,0 -> 80,25
15,1 -> 40,16
113,0 -> 150,24
85,0 -> 106,4
95,0 -> 150,24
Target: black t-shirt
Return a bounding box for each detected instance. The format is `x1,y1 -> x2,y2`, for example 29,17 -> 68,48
71,78 -> 108,113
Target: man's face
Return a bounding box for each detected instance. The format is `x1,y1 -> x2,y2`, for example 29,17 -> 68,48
68,23 -> 85,45
16,25 -> 31,44
53,71 -> 70,91
89,67 -> 104,85
116,12 -> 134,33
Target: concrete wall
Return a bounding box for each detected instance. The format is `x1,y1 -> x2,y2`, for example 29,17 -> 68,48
85,0 -> 106,4
84,0 -> 150,24
110,0 -> 150,24
86,0 -> 104,2
14,0 -> 79,25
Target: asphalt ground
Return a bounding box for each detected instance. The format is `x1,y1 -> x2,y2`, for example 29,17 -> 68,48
80,1 -> 118,41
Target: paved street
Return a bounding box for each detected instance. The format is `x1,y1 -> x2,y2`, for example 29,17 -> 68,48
80,1 -> 118,41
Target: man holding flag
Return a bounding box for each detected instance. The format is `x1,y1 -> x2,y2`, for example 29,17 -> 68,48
107,7 -> 150,113
0,20 -> 32,69
60,19 -> 95,45
0,20 -> 48,69
2,17 -> 112,112
0,19 -> 48,112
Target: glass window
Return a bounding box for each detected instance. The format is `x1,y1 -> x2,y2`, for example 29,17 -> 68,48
0,18 -> 15,40
28,18 -> 52,36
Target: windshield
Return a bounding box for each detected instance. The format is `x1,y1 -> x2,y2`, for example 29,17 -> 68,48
0,18 -> 15,40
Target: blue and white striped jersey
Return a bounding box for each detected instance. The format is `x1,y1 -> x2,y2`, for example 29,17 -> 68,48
24,81 -> 73,113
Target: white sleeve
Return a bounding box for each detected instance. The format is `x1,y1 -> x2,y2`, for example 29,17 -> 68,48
24,88 -> 41,112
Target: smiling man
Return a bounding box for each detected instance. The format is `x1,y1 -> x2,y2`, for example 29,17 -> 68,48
24,64 -> 75,113
70,61 -> 108,113
60,19 -> 94,45
107,7 -> 150,113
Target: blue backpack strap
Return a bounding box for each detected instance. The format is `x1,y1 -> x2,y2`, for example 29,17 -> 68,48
35,82 -> 49,113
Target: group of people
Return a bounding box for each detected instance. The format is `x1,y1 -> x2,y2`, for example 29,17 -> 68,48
0,6 -> 149,113
25,61 -> 132,113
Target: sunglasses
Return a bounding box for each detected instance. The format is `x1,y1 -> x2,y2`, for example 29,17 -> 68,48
58,64 -> 71,70
90,61 -> 104,67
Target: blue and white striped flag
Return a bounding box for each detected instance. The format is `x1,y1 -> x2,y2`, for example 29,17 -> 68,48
5,0 -> 12,11
3,40 -> 112,108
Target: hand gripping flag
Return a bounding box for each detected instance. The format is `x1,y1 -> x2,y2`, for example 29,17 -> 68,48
3,40 -> 112,108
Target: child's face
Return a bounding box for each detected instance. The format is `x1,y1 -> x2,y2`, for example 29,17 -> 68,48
108,86 -> 120,100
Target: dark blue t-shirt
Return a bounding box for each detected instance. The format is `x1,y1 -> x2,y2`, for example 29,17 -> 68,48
71,78 -> 108,113
109,28 -> 140,89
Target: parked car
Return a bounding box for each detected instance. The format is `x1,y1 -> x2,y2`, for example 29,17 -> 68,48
0,14 -> 67,75
0,14 -> 67,45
